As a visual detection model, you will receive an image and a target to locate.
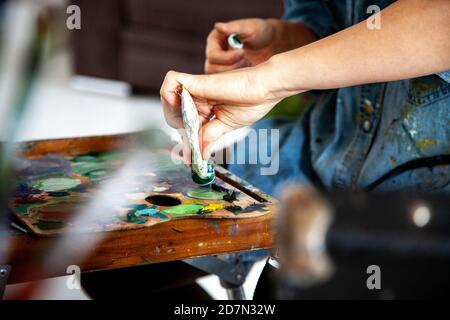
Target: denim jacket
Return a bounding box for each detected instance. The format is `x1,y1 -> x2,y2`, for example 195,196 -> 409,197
229,0 -> 450,195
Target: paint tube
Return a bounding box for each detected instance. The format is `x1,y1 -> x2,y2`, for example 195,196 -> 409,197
228,34 -> 244,49
180,88 -> 215,186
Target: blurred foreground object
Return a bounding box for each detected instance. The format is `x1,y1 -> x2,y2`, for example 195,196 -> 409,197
0,0 -> 51,299
277,186 -> 334,289
276,186 -> 450,299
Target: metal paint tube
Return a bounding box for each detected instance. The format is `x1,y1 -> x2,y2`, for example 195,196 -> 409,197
228,34 -> 244,49
180,88 -> 215,185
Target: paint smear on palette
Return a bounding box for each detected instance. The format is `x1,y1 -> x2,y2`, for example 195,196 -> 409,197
26,197 -> 87,219
70,155 -> 114,182
211,183 -> 238,202
70,154 -> 100,163
13,182 -> 41,197
226,203 -> 268,214
153,186 -> 170,192
47,191 -> 70,197
16,154 -> 72,180
33,177 -> 81,192
162,204 -> 205,216
71,151 -> 125,163
123,203 -> 168,223
135,208 -> 168,219
97,151 -> 126,162
126,203 -> 148,211
126,212 -> 148,224
23,197 -> 89,229
36,220 -> 66,230
72,162 -> 110,176
11,149 -> 272,234
198,203 -> 226,214
187,187 -> 223,200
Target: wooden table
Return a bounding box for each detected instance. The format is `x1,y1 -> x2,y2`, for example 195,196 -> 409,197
1,134 -> 275,285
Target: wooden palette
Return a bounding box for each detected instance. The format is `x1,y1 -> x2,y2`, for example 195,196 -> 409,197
9,133 -> 275,237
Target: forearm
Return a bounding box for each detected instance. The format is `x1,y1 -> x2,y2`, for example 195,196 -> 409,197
267,18 -> 319,54
264,0 -> 450,98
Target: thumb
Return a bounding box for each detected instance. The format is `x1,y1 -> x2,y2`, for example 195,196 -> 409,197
200,118 -> 233,160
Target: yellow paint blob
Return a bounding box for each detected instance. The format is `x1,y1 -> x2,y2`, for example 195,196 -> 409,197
199,203 -> 226,214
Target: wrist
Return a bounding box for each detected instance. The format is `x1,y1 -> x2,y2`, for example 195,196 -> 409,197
255,55 -> 293,102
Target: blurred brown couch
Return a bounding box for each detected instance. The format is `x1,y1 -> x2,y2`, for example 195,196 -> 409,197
71,0 -> 283,92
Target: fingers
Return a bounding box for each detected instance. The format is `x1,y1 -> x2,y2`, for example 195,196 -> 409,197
160,71 -> 181,108
161,70 -> 214,165
200,118 -> 234,160
205,19 -> 257,74
160,70 -> 198,129
206,29 -> 245,65
160,71 -> 182,127
214,21 -> 254,39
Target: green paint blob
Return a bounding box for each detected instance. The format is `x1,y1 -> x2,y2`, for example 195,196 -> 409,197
87,170 -> 108,181
187,187 -> 223,200
71,155 -> 101,163
162,204 -> 205,216
72,162 -> 110,176
98,151 -> 126,161
127,215 -> 148,224
127,203 -> 150,211
33,177 -> 81,192
36,219 -> 66,230
16,203 -> 39,214
71,151 -> 125,163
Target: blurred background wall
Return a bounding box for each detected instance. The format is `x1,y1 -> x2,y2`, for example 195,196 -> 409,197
71,0 -> 283,92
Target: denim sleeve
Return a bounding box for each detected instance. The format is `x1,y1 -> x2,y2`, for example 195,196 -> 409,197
283,0 -> 336,39
438,71 -> 450,84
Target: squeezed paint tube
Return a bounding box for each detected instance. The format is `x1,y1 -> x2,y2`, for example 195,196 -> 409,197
181,88 -> 215,186
228,34 -> 244,49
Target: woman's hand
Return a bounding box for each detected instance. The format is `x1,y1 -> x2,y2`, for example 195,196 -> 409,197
204,18 -> 319,74
160,64 -> 284,162
205,18 -> 278,74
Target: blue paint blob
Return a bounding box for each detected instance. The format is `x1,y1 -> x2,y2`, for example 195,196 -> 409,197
13,182 -> 41,197
135,208 -> 168,219
127,203 -> 150,211
17,154 -> 72,180
126,211 -> 148,224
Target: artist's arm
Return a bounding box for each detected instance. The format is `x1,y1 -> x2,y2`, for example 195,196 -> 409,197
268,0 -> 450,96
161,0 -> 450,159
